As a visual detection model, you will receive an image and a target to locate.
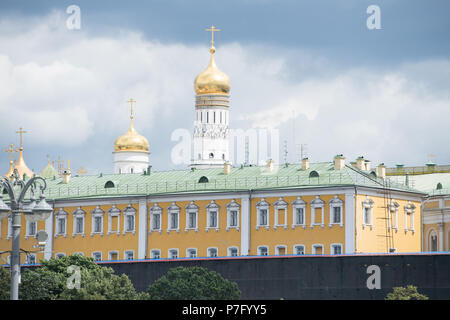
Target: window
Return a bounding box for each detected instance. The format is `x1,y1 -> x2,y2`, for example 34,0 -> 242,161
208,248 -> 218,257
404,202 -> 416,232
329,195 -> 343,227
26,254 -> 36,264
150,203 -> 162,233
309,171 -> 319,178
107,205 -> 120,235
429,230 -> 438,252
123,205 -> 136,234
169,249 -> 178,259
92,252 -> 102,261
151,250 -> 161,259
310,196 -> 325,228
331,244 -> 342,255
125,251 -> 134,260
187,248 -> 197,258
312,244 -> 323,255
294,245 -> 305,255
387,200 -> 398,230
362,197 -> 374,228
226,199 -> 240,231
333,207 -> 341,224
58,218 -> 66,234
228,247 -> 238,257
74,252 -> 84,256
55,253 -> 66,259
94,217 -> 102,233
28,221 -> 37,237
206,200 -> 219,231
258,246 -> 268,256
75,217 -> 83,234
256,198 -> 270,230
91,206 -> 104,235
198,176 -> 209,183
185,201 -> 199,232
109,251 -> 118,260
55,208 -> 67,237
292,197 -> 306,228
275,245 -> 287,255
274,198 -> 288,229
167,202 -> 180,232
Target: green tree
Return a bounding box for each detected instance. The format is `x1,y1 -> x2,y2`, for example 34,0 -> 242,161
0,267 -> 10,300
385,285 -> 429,300
147,266 -> 241,300
18,254 -> 144,300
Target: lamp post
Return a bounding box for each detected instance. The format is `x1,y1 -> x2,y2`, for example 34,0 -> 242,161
0,169 -> 53,300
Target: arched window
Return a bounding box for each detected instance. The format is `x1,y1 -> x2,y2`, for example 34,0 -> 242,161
104,181 -> 117,188
209,153 -> 214,159
429,230 -> 438,251
198,176 -> 209,183
309,171 -> 319,178
437,183 -> 443,190
369,171 -> 377,179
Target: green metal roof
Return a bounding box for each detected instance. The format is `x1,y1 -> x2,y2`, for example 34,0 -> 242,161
390,172 -> 450,196
24,162 -> 422,201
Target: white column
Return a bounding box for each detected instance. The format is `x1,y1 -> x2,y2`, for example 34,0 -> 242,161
138,199 -> 148,259
438,222 -> 444,252
44,210 -> 54,260
241,195 -> 250,256
344,191 -> 355,254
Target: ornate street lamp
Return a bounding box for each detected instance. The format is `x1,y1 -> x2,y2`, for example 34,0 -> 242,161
0,169 -> 53,300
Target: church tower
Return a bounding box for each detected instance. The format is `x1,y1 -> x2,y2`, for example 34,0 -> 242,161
191,26 -> 231,169
113,99 -> 150,174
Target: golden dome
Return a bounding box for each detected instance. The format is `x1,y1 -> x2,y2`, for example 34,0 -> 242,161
13,148 -> 34,179
114,121 -> 149,153
194,46 -> 230,95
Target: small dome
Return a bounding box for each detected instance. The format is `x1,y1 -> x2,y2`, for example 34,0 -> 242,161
194,46 -> 230,95
114,122 -> 149,153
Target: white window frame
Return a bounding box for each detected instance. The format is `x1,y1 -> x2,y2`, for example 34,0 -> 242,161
387,200 -> 399,231
91,206 -> 104,236
207,247 -> 218,257
275,245 -> 287,255
150,249 -> 161,259
72,207 -> 86,238
54,208 -> 68,238
25,221 -> 37,239
206,200 -> 220,232
26,254 -> 36,265
429,230 -> 438,252
312,244 -> 324,255
273,198 -> 288,230
123,205 -> 136,235
404,201 -> 416,233
226,199 -> 240,231
55,253 -> 66,259
257,246 -> 269,256
329,195 -> 344,228
228,246 -> 239,257
330,243 -> 343,255
362,197 -> 374,229
108,251 -> 119,261
168,248 -> 179,259
185,201 -> 199,232
124,250 -> 134,260
92,252 -> 102,261
107,205 -> 121,235
167,202 -> 180,233
293,244 -> 305,255
186,248 -> 197,258
310,196 -> 325,229
149,203 -> 162,234
292,197 -> 306,229
256,198 -> 270,230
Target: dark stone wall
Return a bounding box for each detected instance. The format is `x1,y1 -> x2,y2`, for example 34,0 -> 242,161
101,253 -> 450,300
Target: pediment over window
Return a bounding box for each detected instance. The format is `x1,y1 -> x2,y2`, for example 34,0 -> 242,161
150,203 -> 162,213
329,195 -> 343,205
107,205 -> 121,215
185,201 -> 198,210
73,207 -> 86,216
206,200 -> 219,209
310,196 -> 324,206
168,202 -> 181,212
226,199 -> 240,209
292,197 -> 306,206
274,197 -> 288,208
91,205 -> 104,215
256,198 -> 270,208
124,204 -> 136,214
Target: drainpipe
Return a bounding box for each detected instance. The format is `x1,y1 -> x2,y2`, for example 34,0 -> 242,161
354,186 -> 358,254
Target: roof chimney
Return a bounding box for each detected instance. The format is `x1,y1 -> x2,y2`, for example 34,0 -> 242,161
356,156 -> 365,170
301,158 -> 309,170
377,163 -> 386,180
364,160 -> 371,171
266,159 -> 274,172
224,162 -> 231,175
62,160 -> 71,184
334,154 -> 345,170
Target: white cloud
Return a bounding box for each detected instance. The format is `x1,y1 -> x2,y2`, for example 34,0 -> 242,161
0,10 -> 449,174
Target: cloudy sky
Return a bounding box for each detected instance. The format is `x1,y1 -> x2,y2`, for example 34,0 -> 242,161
0,0 -> 449,175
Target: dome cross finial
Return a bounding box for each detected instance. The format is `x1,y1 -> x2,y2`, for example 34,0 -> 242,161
206,25 -> 220,49
127,98 -> 136,120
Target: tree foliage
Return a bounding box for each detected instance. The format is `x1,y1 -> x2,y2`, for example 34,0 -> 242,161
1,254 -> 144,300
385,285 -> 429,300
147,266 -> 241,300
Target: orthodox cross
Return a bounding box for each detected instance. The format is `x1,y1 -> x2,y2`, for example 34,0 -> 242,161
77,167 -> 87,176
5,144 -> 17,162
127,98 -> 136,120
206,25 -> 220,47
429,153 -> 435,163
16,127 -> 27,148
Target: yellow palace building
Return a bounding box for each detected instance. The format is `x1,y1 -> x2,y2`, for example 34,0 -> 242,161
0,28 -> 425,265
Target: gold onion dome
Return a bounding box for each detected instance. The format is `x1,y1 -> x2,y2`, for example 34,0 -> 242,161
194,46 -> 230,95
114,121 -> 149,153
